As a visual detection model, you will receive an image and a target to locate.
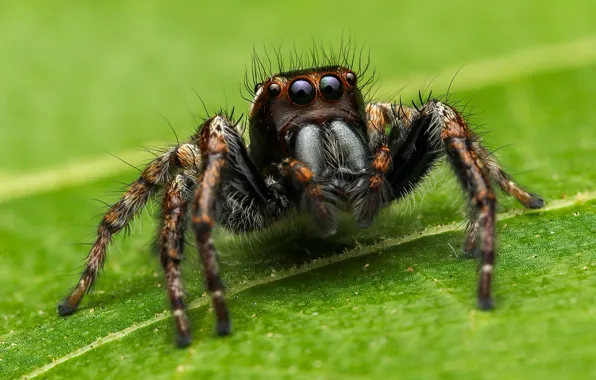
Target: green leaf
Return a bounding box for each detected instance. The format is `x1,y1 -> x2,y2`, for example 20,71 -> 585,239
1,1 -> 596,379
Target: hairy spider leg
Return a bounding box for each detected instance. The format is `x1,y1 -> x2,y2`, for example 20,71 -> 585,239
191,115 -> 291,339
462,140 -> 544,252
57,143 -> 201,316
349,104 -> 395,226
377,101 -> 544,253
192,116 -> 233,338
60,112 -> 292,347
159,171 -> 196,347
367,100 -> 543,309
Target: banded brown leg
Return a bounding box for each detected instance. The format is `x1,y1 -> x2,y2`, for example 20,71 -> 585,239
58,143 -> 200,315
159,172 -> 195,347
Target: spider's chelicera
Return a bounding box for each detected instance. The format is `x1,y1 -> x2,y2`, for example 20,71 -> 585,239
57,48 -> 544,348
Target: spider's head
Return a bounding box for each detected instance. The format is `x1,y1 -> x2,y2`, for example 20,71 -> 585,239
250,66 -> 366,135
249,66 -> 371,177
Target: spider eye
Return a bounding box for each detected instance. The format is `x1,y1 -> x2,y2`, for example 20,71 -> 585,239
319,75 -> 343,101
345,72 -> 357,86
268,83 -> 282,98
289,79 -> 315,105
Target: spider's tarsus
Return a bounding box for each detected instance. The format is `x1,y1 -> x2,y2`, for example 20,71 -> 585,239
528,194 -> 545,209
176,333 -> 192,348
217,321 -> 232,337
57,299 -> 77,316
477,297 -> 494,311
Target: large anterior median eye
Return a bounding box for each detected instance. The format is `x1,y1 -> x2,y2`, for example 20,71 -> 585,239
319,75 -> 343,101
289,79 -> 315,105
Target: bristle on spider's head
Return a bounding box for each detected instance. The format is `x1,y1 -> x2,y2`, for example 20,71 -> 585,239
243,38 -> 378,103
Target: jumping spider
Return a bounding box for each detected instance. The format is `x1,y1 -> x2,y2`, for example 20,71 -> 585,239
58,49 -> 544,348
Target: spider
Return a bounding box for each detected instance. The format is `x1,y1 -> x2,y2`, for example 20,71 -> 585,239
57,48 -> 544,348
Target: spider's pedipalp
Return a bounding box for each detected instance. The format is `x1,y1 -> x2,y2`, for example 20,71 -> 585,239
57,143 -> 201,316
281,157 -> 338,236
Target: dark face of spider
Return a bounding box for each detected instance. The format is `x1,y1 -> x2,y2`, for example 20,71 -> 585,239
252,67 -> 369,178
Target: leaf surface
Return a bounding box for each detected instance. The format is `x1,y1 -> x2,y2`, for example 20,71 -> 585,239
1,1 -> 596,379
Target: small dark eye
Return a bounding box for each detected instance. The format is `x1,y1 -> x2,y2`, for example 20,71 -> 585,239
289,79 -> 315,105
345,72 -> 356,86
319,75 -> 343,101
268,83 -> 282,98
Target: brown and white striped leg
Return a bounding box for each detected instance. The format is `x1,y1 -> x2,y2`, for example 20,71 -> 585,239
191,113 -> 292,336
365,103 -> 393,151
367,101 -> 437,200
369,98 -> 544,309
159,172 -> 195,347
410,100 -> 544,310
191,115 -> 234,336
351,143 -> 393,227
423,100 -> 500,309
57,144 -> 200,316
350,103 -> 400,226
459,135 -> 544,255
460,147 -> 544,256
472,141 -> 544,209
365,102 -> 420,151
445,136 -> 497,309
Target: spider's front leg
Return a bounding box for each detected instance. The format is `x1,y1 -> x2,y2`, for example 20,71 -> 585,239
191,114 -> 290,339
159,171 -> 196,347
368,100 -> 544,309
191,115 -> 233,337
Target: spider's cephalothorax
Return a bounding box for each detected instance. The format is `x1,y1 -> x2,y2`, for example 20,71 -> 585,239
57,61 -> 544,348
246,66 -> 386,234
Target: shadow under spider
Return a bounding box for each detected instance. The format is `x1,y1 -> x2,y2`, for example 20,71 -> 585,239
214,203 -> 462,272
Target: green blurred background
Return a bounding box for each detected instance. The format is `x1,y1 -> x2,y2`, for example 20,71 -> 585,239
1,0 -> 595,173
1,0 -> 596,378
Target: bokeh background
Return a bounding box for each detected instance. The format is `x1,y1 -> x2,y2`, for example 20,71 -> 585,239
1,1 -> 596,379
2,0 -> 595,172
